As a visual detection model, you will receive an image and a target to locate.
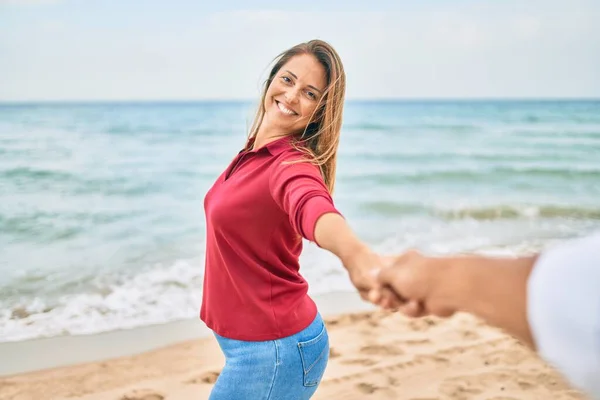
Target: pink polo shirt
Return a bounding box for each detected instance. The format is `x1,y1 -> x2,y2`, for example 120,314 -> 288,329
200,135 -> 341,341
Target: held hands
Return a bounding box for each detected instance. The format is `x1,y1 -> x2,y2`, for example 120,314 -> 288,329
341,245 -> 404,309
371,250 -> 459,318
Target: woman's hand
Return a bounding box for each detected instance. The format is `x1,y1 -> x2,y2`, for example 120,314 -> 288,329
312,213 -> 403,308
375,250 -> 457,318
341,245 -> 404,308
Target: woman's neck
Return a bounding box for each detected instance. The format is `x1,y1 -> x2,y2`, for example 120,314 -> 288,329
252,124 -> 290,151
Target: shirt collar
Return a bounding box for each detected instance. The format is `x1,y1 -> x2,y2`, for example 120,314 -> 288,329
244,135 -> 293,156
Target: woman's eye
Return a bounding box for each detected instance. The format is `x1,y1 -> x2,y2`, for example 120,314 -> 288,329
281,76 -> 292,84
306,91 -> 316,99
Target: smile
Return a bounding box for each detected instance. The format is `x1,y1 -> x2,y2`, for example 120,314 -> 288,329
275,100 -> 298,116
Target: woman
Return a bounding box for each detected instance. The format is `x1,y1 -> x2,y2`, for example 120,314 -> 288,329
201,40 -> 395,399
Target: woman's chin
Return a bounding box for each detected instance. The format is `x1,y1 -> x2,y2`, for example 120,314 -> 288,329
263,115 -> 295,132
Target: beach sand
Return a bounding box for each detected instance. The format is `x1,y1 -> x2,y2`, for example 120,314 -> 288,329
0,296 -> 588,400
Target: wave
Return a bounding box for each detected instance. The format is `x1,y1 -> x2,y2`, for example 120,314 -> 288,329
2,218 -> 597,343
510,130 -> 600,139
359,202 -> 426,216
344,122 -> 480,133
1,167 -> 75,182
103,125 -> 227,136
344,122 -> 393,131
0,253 -> 354,343
0,259 -> 204,342
0,211 -> 141,242
362,202 -> 600,220
349,149 -> 592,163
435,205 -> 600,220
0,166 -> 172,197
347,165 -> 600,185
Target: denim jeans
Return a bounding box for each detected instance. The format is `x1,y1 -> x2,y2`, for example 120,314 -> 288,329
209,313 -> 329,400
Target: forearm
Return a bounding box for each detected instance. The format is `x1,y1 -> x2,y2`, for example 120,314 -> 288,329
445,255 -> 538,347
313,212 -> 368,268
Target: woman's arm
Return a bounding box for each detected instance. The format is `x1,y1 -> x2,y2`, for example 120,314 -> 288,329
269,160 -> 397,303
313,212 -> 387,301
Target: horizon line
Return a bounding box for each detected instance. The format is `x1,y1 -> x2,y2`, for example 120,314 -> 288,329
1,97 -> 599,105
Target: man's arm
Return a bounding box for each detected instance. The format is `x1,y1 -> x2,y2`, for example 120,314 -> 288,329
377,233 -> 600,399
375,251 -> 537,345
444,255 -> 537,347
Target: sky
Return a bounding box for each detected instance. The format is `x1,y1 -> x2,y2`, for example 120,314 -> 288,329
1,0 -> 599,101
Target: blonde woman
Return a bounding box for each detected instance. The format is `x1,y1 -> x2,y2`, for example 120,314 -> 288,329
201,40 -> 396,399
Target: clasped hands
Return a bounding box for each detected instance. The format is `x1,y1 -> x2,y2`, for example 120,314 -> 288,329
344,247 -> 458,318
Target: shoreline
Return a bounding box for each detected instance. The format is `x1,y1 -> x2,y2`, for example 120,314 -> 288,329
0,291 -> 375,377
1,300 -> 586,400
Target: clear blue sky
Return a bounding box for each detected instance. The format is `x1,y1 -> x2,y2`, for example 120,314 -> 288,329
1,0 -> 599,101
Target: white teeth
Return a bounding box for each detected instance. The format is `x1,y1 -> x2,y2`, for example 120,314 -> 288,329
277,101 -> 296,116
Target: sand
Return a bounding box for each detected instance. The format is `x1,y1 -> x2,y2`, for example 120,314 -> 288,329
0,308 -> 588,400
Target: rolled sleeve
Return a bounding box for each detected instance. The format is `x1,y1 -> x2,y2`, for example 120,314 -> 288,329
269,160 -> 340,243
527,232 -> 600,399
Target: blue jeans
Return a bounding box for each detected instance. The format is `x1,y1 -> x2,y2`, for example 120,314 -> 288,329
209,313 -> 329,400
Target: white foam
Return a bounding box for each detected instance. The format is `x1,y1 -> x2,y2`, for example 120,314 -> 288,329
0,259 -> 204,342
0,220 -> 591,343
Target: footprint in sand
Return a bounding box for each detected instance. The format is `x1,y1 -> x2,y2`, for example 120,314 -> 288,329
439,378 -> 484,400
341,358 -> 378,366
440,371 -> 553,400
356,382 -> 378,394
329,347 -> 341,359
487,397 -> 519,400
481,349 -> 528,367
360,344 -> 404,356
185,370 -> 220,384
326,312 -> 373,328
413,354 -> 450,365
408,398 -> 440,400
460,330 -> 480,340
403,338 -> 431,346
365,314 -> 380,328
517,380 -> 536,390
407,317 -> 439,332
349,312 -> 381,327
120,389 -> 165,400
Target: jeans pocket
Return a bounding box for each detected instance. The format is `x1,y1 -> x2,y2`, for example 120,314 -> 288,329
297,324 -> 329,387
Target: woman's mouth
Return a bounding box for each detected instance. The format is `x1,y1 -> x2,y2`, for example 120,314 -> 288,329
275,100 -> 298,116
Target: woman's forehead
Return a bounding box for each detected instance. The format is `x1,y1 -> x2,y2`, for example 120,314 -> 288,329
281,54 -> 326,90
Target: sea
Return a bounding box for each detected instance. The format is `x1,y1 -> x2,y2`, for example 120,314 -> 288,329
1,100 -> 599,343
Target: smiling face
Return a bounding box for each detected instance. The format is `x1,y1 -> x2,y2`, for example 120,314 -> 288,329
262,53 -> 327,135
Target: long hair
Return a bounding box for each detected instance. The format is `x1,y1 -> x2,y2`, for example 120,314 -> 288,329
248,40 -> 346,194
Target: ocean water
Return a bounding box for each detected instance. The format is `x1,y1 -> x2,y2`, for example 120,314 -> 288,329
1,100 -> 599,342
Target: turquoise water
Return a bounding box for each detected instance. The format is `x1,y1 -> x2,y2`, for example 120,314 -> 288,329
1,100 -> 599,342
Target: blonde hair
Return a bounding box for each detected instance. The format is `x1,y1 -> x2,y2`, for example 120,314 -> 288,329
248,40 -> 346,194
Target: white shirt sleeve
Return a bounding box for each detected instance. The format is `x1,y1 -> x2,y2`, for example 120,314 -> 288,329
528,232 -> 600,399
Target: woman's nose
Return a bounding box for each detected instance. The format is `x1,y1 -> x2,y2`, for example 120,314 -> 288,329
284,88 -> 300,104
